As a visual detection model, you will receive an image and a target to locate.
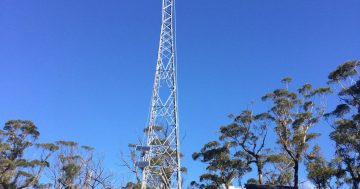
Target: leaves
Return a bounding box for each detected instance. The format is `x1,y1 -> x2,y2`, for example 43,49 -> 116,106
219,109 -> 270,184
263,78 -> 329,188
326,60 -> 360,189
264,153 -> 294,186
0,120 -> 55,188
328,60 -> 360,83
281,77 -> 293,84
305,145 -> 335,188
36,143 -> 59,152
192,141 -> 250,188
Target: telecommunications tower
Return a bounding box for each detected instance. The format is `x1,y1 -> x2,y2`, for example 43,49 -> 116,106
135,0 -> 181,188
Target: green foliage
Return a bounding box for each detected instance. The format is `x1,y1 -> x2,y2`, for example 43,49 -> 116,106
62,163 -> 81,184
57,140 -> 78,147
124,182 -> 141,189
326,60 -> 360,189
305,145 -> 335,189
190,61 -> 360,189
262,79 -> 330,189
49,140 -> 114,189
0,120 -> 57,189
281,77 -> 293,84
50,141 -> 87,188
328,60 -> 360,84
219,109 -> 271,184
124,125 -> 186,188
36,143 -> 59,152
264,153 -> 293,186
192,140 -> 250,189
246,178 -> 258,184
143,125 -> 163,133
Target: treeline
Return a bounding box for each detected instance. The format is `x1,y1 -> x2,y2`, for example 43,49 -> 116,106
1,61 -> 359,189
0,120 -> 114,189
190,60 -> 360,189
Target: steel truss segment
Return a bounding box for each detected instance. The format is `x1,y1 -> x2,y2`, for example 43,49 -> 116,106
140,0 -> 181,188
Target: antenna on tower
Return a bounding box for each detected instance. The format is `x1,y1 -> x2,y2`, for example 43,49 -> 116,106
135,0 -> 181,188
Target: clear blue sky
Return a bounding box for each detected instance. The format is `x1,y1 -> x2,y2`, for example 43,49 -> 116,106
0,0 -> 359,187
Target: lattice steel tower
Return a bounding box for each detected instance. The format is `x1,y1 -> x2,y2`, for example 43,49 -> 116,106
136,0 -> 181,188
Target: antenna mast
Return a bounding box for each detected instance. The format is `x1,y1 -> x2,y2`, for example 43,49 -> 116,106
136,0 -> 181,188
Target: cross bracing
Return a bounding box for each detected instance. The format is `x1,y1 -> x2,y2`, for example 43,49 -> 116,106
136,0 -> 181,188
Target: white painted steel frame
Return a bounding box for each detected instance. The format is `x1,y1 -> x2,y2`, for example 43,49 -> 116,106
140,0 -> 181,188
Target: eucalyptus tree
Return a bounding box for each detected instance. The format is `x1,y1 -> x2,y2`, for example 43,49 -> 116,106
0,120 -> 58,189
262,77 -> 331,189
330,156 -> 348,189
191,141 -> 250,189
305,145 -> 335,189
48,141 -> 113,189
264,153 -> 293,186
219,110 -> 271,184
325,60 -> 360,189
49,141 -> 82,189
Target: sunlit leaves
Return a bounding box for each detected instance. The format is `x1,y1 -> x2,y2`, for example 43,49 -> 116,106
0,120 -> 57,188
305,145 -> 335,188
192,141 -> 250,188
327,60 -> 360,189
328,60 -> 360,83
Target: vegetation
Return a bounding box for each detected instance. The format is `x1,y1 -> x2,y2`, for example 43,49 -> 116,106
0,120 -> 114,189
2,60 -> 360,189
326,60 -> 360,189
305,145 -> 335,189
262,79 -> 331,189
219,110 -> 271,184
264,153 -> 293,186
191,60 -> 360,189
121,125 -> 187,188
191,141 -> 249,189
0,120 -> 57,189
48,141 -> 113,189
